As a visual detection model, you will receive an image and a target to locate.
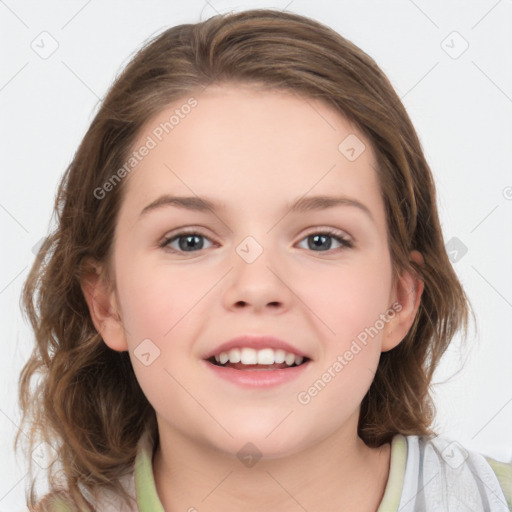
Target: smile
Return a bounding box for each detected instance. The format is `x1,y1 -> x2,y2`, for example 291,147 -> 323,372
204,351 -> 311,388
209,347 -> 308,370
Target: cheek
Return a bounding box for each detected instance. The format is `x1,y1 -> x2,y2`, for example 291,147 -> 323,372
305,255 -> 393,340
114,252 -> 203,339
115,261 -> 204,418
299,254 -> 392,404
117,277 -> 169,338
295,263 -> 391,418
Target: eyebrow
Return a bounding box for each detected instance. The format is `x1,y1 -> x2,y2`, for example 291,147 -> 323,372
138,194 -> 374,221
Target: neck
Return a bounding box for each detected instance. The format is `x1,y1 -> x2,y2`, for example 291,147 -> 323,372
152,414 -> 391,512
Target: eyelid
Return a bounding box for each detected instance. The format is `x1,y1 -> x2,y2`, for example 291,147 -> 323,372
159,226 -> 218,247
301,226 -> 352,241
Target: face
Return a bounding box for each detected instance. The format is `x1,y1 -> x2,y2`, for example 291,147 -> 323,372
88,84 -> 420,458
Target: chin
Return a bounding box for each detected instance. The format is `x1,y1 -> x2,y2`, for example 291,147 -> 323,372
213,436 -> 308,463
203,415 -> 313,461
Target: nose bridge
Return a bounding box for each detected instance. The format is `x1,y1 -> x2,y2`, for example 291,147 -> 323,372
229,209 -> 277,266
235,234 -> 267,265
223,231 -> 290,310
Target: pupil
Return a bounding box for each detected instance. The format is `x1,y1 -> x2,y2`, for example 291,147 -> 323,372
180,234 -> 202,251
310,234 -> 331,251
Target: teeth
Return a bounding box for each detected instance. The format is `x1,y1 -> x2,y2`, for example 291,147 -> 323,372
274,349 -> 286,364
284,352 -> 295,366
228,348 -> 241,363
214,348 -> 241,364
257,348 -> 274,365
241,347 -> 257,364
213,347 -> 306,367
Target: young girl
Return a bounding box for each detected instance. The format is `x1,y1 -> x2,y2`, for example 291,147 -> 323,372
17,8 -> 511,512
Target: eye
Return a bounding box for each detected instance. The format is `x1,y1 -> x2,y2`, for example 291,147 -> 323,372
297,229 -> 353,252
160,230 -> 215,253
159,228 -> 353,254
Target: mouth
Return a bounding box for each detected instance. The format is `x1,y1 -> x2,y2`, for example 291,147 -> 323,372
206,347 -> 311,371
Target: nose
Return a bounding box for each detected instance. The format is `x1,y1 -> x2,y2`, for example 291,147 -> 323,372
222,239 -> 293,313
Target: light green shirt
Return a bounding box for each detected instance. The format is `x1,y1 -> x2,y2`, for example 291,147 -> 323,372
49,429 -> 512,511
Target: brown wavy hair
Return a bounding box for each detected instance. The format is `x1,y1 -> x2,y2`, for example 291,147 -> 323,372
16,8 -> 471,511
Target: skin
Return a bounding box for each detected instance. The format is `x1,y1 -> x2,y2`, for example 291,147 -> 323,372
82,83 -> 423,512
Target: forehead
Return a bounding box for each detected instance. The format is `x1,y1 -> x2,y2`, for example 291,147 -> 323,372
119,84 -> 383,225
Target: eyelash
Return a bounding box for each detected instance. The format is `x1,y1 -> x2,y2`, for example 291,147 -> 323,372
159,227 -> 354,254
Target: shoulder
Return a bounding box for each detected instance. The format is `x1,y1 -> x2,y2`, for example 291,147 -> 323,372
33,472 -> 138,512
398,434 -> 512,511
485,455 -> 512,511
33,493 -> 75,512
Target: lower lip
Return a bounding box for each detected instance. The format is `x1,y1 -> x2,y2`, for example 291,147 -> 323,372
203,360 -> 311,388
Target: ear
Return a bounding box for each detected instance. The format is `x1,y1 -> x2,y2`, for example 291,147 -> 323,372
80,259 -> 128,352
382,250 -> 424,352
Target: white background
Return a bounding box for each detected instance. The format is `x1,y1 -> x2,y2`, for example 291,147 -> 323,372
1,1 -> 511,510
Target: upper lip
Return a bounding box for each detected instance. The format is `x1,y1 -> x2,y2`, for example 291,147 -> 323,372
203,335 -> 311,360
